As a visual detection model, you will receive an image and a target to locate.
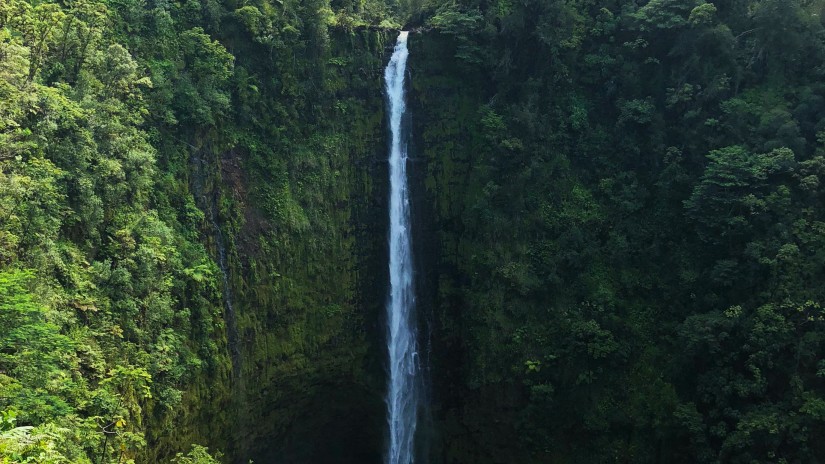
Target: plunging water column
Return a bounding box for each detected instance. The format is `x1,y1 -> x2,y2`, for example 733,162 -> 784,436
384,31 -> 419,464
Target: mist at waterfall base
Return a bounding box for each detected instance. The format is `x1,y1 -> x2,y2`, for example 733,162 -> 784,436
384,31 -> 422,464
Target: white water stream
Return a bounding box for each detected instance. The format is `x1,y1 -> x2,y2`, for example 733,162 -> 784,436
384,31 -> 419,464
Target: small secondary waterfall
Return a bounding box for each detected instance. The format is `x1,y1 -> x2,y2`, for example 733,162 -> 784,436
211,210 -> 241,377
191,156 -> 241,378
384,31 -> 419,464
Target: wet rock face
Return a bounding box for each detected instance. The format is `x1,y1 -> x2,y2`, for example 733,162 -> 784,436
200,29 -> 513,464
216,29 -> 395,464
406,31 -> 530,464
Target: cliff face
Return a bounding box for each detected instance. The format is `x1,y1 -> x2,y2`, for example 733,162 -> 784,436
407,32 -> 525,464
9,1 -> 825,462
406,0 -> 825,457
214,28 -> 397,464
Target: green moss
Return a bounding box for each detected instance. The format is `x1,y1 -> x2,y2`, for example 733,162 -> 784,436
202,27 -> 394,463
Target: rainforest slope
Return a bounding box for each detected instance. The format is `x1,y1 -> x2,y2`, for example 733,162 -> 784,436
0,0 -> 396,462
5,0 -> 825,463
411,0 -> 825,462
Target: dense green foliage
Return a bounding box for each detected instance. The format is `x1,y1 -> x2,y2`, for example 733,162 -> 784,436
1,0 -> 393,462
409,0 -> 825,462
0,0 -> 232,459
6,0 -> 825,462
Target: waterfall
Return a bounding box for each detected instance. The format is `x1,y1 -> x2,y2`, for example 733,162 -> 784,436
211,210 -> 241,378
384,31 -> 419,464
191,155 -> 241,378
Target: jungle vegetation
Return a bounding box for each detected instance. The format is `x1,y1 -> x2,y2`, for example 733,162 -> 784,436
2,0 -> 825,462
412,0 -> 825,462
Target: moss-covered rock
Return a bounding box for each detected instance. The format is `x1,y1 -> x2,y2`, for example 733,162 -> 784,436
214,28 -> 397,463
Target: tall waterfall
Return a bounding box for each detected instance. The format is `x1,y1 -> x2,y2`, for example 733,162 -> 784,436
384,31 -> 419,464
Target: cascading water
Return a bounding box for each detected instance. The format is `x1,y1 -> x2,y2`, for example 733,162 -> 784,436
191,156 -> 241,378
384,31 -> 420,464
210,209 -> 241,378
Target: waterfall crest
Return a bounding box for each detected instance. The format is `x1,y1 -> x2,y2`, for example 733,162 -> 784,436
384,31 -> 419,464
